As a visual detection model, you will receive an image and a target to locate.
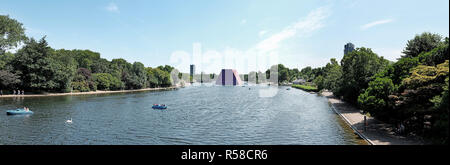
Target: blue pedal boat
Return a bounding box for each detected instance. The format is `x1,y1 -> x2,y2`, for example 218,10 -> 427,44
6,109 -> 33,115
152,104 -> 167,109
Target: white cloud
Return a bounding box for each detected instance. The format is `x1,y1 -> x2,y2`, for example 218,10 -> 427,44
241,19 -> 247,24
106,2 -> 119,13
361,19 -> 394,30
170,7 -> 331,74
253,6 -> 331,53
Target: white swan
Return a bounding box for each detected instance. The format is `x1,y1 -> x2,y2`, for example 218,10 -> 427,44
66,118 -> 72,123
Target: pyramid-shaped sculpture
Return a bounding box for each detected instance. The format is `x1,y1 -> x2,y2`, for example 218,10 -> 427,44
215,69 -> 242,86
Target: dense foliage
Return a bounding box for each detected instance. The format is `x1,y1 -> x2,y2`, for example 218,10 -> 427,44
294,32 -> 448,144
313,58 -> 342,94
337,47 -> 390,104
0,15 -> 27,54
0,15 -> 175,93
402,32 -> 443,58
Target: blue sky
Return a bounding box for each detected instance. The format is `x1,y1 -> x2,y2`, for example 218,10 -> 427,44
1,0 -> 448,73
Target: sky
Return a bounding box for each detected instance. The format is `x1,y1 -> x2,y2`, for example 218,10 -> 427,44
1,0 -> 449,74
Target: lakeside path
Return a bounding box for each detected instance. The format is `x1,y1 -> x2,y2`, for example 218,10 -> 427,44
0,87 -> 177,98
321,91 -> 426,145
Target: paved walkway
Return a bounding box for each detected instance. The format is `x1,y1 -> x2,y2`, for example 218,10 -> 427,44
0,87 -> 176,98
321,91 -> 426,145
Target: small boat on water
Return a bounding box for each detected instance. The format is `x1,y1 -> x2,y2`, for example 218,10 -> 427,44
286,88 -> 291,90
152,104 -> 167,109
6,109 -> 33,115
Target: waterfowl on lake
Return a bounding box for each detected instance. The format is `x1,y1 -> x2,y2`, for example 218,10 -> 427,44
66,118 -> 73,123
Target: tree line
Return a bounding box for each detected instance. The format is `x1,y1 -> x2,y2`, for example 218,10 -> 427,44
299,32 -> 448,144
241,32 -> 448,144
0,15 -> 175,93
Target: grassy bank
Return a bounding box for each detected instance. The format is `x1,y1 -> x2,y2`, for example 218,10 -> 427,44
291,84 -> 319,92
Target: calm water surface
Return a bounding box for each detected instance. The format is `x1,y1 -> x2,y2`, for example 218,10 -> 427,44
0,85 -> 366,145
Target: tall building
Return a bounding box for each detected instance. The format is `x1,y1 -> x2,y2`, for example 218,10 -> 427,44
190,64 -> 195,77
344,43 -> 355,55
189,64 -> 195,83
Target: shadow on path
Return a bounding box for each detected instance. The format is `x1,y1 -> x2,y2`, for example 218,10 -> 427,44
322,91 -> 426,145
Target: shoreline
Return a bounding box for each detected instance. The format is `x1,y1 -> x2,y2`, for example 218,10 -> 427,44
320,91 -> 426,145
0,86 -> 177,98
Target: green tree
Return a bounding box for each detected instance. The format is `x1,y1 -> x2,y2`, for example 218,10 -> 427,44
71,49 -> 100,69
131,62 -> 147,89
417,38 -> 449,66
386,60 -> 449,139
157,65 -> 174,73
71,81 -> 90,92
0,52 -> 14,70
153,68 -> 171,87
91,58 -> 113,74
402,32 -> 443,58
313,75 -> 325,90
277,64 -> 290,83
0,70 -> 20,89
315,58 -> 342,92
145,67 -> 157,87
299,66 -> 313,81
72,68 -> 96,92
358,77 -> 396,118
338,47 -> 390,103
391,57 -> 420,85
12,37 -> 60,91
52,50 -> 77,92
289,68 -> 300,81
93,73 -> 123,90
402,60 -> 449,89
0,15 -> 27,54
430,77 -> 448,144
111,58 -> 135,89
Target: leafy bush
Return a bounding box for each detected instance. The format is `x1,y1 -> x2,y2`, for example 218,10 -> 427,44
71,81 -> 90,92
93,73 -> 123,90
292,84 -> 319,92
358,77 -> 396,118
402,60 -> 449,89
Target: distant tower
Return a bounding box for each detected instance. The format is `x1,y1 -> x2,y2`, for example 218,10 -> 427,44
344,43 -> 355,55
190,64 -> 195,76
190,64 -> 195,83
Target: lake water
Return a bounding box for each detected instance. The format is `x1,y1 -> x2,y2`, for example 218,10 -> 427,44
0,84 -> 366,145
